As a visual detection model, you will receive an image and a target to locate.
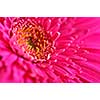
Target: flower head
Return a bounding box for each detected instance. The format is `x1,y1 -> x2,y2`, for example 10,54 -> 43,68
0,17 -> 100,82
11,18 -> 54,62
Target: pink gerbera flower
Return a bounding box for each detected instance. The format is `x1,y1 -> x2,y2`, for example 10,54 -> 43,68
0,17 -> 100,83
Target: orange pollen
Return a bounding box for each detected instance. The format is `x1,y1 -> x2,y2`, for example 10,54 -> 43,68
12,19 -> 54,62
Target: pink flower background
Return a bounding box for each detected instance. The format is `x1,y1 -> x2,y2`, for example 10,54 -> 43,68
0,17 -> 100,83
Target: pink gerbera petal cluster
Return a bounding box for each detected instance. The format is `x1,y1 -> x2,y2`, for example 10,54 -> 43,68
0,17 -> 100,83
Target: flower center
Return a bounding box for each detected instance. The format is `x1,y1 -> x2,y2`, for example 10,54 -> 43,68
11,18 -> 54,62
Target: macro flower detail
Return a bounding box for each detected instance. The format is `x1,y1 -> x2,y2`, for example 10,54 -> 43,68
11,18 -> 54,62
0,17 -> 100,82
